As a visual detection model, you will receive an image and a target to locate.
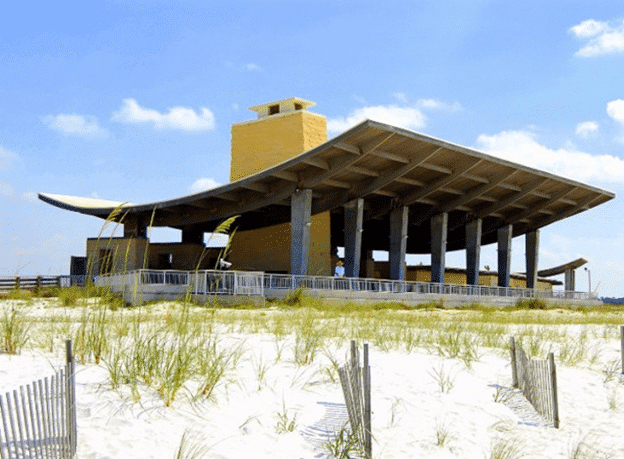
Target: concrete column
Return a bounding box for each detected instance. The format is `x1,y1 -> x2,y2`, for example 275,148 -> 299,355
525,230 -> 540,289
431,212 -> 448,283
291,189 -> 313,275
497,225 -> 512,287
389,206 -> 409,280
565,268 -> 575,292
344,199 -> 364,278
466,218 -> 482,285
182,227 -> 204,245
363,250 -> 375,278
123,217 -> 147,239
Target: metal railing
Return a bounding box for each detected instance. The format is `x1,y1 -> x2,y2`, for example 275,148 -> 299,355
263,273 -> 592,300
95,269 -> 592,301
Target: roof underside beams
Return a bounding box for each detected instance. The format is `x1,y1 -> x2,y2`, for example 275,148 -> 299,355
39,120 -> 615,252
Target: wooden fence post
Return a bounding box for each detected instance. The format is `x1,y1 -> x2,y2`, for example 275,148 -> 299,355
15,277 -> 20,291
65,339 -> 77,455
363,343 -> 371,459
620,326 -> 624,375
510,336 -> 518,388
548,352 -> 560,428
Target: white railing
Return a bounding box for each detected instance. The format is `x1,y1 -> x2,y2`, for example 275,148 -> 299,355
263,273 -> 592,300
96,269 -> 592,301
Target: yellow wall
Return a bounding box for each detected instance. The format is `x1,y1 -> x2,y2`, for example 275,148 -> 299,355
229,108 -> 331,275
87,237 -> 149,275
87,238 -> 221,274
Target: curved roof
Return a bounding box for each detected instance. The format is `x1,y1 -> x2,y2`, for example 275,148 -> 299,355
39,119 -> 615,254
537,258 -> 588,277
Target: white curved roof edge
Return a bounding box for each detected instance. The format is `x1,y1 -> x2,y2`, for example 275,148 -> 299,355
38,193 -> 134,210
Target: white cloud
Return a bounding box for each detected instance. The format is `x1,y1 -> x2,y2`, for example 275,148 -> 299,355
190,177 -> 221,193
327,104 -> 427,134
111,98 -> 215,131
607,99 -> 624,123
42,113 -> 107,137
0,182 -> 14,196
575,121 -> 599,138
0,146 -> 18,170
570,19 -> 624,57
475,129 -> 624,183
245,63 -> 262,71
327,98 -> 462,134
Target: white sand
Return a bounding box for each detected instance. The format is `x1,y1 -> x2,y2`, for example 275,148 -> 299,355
2,301 -> 624,458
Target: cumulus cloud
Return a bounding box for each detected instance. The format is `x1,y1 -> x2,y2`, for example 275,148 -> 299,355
607,99 -> 624,124
475,130 -> 624,183
575,121 -> 599,138
327,98 -> 461,134
190,177 -> 221,193
569,18 -> 624,57
42,113 -> 107,137
0,146 -> 18,170
328,104 -> 427,134
111,98 -> 215,131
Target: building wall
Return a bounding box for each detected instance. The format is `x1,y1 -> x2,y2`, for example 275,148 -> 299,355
87,237 -> 149,275
87,238 -> 220,274
373,263 -> 556,290
229,108 -> 331,275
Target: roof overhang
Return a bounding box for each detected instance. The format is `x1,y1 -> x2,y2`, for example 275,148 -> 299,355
39,119 -> 615,253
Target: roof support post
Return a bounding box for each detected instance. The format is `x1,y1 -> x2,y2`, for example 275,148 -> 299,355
123,218 -> 147,239
526,230 -> 540,289
565,268 -> 575,292
466,218 -> 482,286
431,212 -> 448,284
498,225 -> 512,288
182,227 -> 204,245
389,206 -> 409,280
291,189 -> 312,276
344,199 -> 364,278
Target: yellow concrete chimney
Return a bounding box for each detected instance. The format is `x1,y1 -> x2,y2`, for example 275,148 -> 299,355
228,98 -> 331,275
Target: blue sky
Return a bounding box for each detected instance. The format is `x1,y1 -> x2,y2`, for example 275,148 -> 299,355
2,1 -> 624,296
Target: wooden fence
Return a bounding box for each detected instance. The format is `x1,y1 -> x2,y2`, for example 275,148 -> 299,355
338,340 -> 371,458
0,277 -> 85,293
510,336 -> 559,428
0,340 -> 77,458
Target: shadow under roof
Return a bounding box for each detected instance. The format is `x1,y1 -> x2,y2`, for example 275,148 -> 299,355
39,120 -> 615,254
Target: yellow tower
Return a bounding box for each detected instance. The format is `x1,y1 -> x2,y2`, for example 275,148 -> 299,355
228,97 -> 331,275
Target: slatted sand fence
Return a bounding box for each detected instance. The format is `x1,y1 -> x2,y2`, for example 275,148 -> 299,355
0,340 -> 77,458
338,340 -> 371,458
509,336 -> 559,428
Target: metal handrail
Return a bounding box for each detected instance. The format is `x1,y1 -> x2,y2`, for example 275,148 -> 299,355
95,269 -> 592,300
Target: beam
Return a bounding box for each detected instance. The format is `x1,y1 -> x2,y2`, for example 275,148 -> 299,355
525,230 -> 539,289
344,199 -> 364,278
290,189 -> 313,275
466,219 -> 482,285
389,206 -> 409,280
431,213 -> 448,283
410,169 -> 517,227
498,225 -> 512,288
399,160 -> 482,207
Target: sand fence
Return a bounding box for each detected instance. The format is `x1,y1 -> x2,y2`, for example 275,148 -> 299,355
510,336 -> 560,428
0,340 -> 77,459
338,340 -> 372,458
